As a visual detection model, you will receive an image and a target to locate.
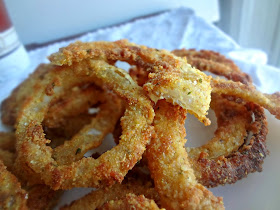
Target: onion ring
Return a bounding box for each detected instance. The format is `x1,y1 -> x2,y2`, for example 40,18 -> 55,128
128,49 -> 272,189
169,49 -> 275,186
0,65 -> 117,155
45,114 -> 95,148
15,59 -> 154,190
1,64 -> 52,127
0,160 -> 62,210
0,132 -> 63,210
25,184 -> 63,210
172,49 -> 252,85
99,193 -> 161,210
52,90 -> 123,165
0,132 -> 16,152
43,84 -> 106,129
0,132 -> 16,171
49,39 -> 212,125
14,80 -> 115,186
0,148 -> 15,171
211,78 -> 280,119
0,63 -> 105,132
44,84 -> 106,145
188,94 -> 268,187
146,100 -> 224,209
187,93 -> 252,159
61,175 -> 159,210
171,49 -> 280,119
0,160 -> 28,209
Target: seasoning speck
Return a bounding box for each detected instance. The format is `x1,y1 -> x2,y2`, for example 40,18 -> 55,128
75,148 -> 81,155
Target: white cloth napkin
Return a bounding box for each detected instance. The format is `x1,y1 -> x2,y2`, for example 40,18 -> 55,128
7,8 -> 280,97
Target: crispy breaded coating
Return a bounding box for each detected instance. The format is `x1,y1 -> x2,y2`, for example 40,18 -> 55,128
172,49 -> 252,85
0,160 -> 28,210
61,178 -> 159,210
146,100 -> 224,209
99,194 -> 161,210
1,64 -> 52,126
211,78 -> 280,119
49,40 -> 212,125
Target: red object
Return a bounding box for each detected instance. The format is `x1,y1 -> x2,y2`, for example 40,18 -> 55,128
0,0 -> 12,32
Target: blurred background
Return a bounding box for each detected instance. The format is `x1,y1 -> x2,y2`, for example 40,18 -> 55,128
3,0 -> 280,67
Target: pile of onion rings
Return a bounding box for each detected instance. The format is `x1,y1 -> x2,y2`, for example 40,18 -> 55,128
131,49 -> 275,187
1,40 -> 279,209
0,132 -> 62,210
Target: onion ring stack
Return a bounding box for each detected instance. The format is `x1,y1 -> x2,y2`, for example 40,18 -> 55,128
171,49 -> 274,187
13,40 -> 213,191
15,60 -> 154,190
1,41 -> 279,209
131,49 -> 274,187
49,40 -> 212,125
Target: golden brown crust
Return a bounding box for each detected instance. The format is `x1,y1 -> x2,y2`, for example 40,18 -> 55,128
128,51 -> 270,188
189,97 -> 269,187
43,84 -> 104,129
52,90 -> 123,165
0,63 -> 103,132
0,132 -> 16,152
0,160 -> 28,210
15,59 -> 154,190
25,185 -> 63,210
0,132 -> 17,171
0,149 -> 15,170
49,40 -> 212,125
61,178 -> 160,210
0,132 -> 63,210
99,194 -> 161,210
211,78 -> 280,120
1,64 -> 52,127
146,100 -> 224,210
188,94 -> 252,159
172,49 -> 252,85
171,49 -> 272,187
133,48 -> 252,86
4,42 -> 275,209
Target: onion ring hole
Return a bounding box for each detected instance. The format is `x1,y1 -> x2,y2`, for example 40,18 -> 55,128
185,109 -> 217,148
